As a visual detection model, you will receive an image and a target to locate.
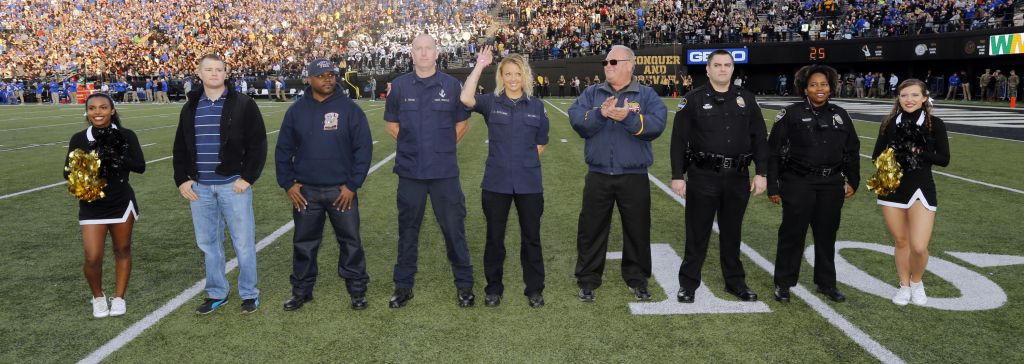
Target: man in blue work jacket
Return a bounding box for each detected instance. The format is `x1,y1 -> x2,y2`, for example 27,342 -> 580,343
568,45 -> 667,303
384,34 -> 475,308
275,59 -> 373,311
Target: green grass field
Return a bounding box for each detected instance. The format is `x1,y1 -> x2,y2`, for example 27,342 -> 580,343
1,97 -> 1021,363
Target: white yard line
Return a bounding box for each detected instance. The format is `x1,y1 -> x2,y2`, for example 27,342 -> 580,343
0,118 -> 286,200
545,99 -> 904,364
0,155 -> 171,200
0,121 -> 82,132
856,153 -> 1023,195
77,152 -> 396,364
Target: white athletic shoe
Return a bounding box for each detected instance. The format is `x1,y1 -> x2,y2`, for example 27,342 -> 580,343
892,285 -> 911,306
109,297 -> 126,316
92,296 -> 109,318
910,281 -> 928,306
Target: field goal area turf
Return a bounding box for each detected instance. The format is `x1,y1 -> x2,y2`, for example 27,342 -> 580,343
1,98 -> 1022,363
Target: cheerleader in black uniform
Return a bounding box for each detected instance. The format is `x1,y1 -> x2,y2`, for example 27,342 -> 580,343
871,79 -> 949,306
64,93 -> 145,317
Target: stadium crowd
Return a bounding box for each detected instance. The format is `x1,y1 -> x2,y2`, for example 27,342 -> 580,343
494,0 -> 1019,59
0,0 -> 1019,83
0,0 -> 495,80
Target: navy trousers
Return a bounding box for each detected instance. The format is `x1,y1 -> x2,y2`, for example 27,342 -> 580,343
393,177 -> 474,289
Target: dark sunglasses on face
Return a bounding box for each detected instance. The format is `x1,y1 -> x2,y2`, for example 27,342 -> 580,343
601,59 -> 633,66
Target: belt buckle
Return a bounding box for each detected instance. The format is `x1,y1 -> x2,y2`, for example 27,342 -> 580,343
722,158 -> 734,169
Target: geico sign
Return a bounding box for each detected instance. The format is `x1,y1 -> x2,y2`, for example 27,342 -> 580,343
686,49 -> 749,64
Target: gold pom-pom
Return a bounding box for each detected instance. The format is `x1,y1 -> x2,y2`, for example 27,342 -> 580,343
866,147 -> 902,196
65,149 -> 107,202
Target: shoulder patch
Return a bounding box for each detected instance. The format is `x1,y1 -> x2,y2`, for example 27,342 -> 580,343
677,98 -> 687,111
775,108 -> 786,121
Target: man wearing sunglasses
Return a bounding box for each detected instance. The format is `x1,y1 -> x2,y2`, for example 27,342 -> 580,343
568,45 -> 667,303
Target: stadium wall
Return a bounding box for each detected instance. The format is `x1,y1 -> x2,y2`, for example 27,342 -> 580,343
435,27 -> 1024,96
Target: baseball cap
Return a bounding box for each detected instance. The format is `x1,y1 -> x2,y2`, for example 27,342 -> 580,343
305,59 -> 339,78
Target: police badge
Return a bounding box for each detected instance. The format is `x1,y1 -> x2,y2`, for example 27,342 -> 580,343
775,108 -> 786,121
736,96 -> 746,108
833,113 -> 843,126
323,112 -> 339,130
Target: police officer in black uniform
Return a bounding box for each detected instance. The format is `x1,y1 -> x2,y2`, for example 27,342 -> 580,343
767,64 -> 859,303
670,50 -> 768,303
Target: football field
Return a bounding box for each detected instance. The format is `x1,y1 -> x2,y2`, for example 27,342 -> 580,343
1,98 -> 1022,363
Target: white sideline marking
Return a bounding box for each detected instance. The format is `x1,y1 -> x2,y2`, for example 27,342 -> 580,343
560,138 -> 567,143
141,143 -> 156,147
857,153 -> 1023,195
0,121 -> 81,131
78,152 -> 396,364
544,100 -> 903,364
0,155 -> 172,200
76,222 -> 294,364
947,251 -> 1024,268
0,120 -> 294,201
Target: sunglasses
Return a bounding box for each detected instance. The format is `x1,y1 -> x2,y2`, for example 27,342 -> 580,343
601,59 -> 633,66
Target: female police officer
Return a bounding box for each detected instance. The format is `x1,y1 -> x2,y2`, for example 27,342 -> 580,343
767,64 -> 860,303
461,46 -> 549,308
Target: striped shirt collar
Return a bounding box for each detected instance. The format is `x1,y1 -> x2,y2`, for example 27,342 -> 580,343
199,89 -> 229,102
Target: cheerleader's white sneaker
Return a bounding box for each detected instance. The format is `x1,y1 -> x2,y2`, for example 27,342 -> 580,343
892,285 -> 911,306
92,296 -> 109,318
910,281 -> 928,306
109,297 -> 126,316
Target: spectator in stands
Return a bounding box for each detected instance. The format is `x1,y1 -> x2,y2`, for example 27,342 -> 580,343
945,72 -> 961,100
960,71 -> 972,101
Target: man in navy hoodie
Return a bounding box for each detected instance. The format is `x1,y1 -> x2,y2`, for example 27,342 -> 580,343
275,59 -> 373,311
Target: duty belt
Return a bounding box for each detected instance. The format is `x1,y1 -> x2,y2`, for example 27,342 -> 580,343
786,159 -> 841,177
690,151 -> 753,172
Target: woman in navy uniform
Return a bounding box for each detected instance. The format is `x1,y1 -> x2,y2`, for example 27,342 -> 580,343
461,46 -> 549,308
871,79 -> 949,306
767,65 -> 859,303
64,93 -> 145,317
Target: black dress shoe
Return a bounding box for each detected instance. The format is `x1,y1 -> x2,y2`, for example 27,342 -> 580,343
578,288 -> 596,302
283,295 -> 312,311
816,286 -> 846,302
350,295 -> 368,310
484,294 -> 501,307
527,293 -> 545,308
457,288 -> 475,307
676,288 -> 695,303
725,286 -> 759,301
630,286 -> 652,301
774,285 -> 791,303
388,288 -> 414,308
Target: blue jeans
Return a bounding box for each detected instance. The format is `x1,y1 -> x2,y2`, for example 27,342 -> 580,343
190,182 -> 259,300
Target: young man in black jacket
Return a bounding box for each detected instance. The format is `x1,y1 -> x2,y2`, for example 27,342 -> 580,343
172,54 -> 267,315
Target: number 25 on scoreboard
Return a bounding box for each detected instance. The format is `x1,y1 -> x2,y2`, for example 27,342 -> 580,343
809,47 -> 826,61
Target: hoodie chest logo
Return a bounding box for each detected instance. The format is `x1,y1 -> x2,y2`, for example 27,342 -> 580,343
439,89 -> 447,98
323,112 -> 339,131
